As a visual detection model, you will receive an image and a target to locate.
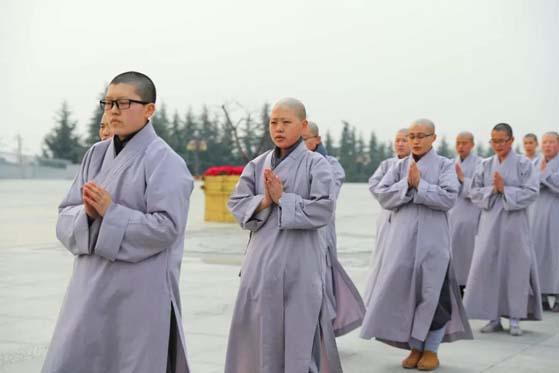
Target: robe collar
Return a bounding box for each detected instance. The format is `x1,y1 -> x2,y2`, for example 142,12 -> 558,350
457,152 -> 477,166
271,137 -> 304,168
544,153 -> 559,167
95,122 -> 157,190
411,147 -> 436,164
114,127 -> 140,156
492,149 -> 516,171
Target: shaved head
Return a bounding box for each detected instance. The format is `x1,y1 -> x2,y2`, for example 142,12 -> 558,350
457,131 -> 475,143
397,128 -> 409,136
272,97 -> 307,120
410,118 -> 435,133
543,131 -> 559,141
109,71 -> 156,103
307,121 -> 320,137
523,133 -> 538,144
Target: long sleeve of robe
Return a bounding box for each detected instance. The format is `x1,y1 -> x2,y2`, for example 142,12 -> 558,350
448,154 -> 483,286
94,148 -> 192,263
56,145 -> 107,256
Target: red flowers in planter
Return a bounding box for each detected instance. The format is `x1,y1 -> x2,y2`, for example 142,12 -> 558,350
203,165 -> 244,176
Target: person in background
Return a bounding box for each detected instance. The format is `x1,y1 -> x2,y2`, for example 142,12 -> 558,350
464,123 -> 542,337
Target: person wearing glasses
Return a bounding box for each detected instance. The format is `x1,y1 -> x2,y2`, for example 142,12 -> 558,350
530,132 -> 559,312
98,113 -> 113,141
302,121 -> 366,338
448,132 -> 482,297
464,123 -> 542,337
361,119 -> 472,371
42,71 -> 194,373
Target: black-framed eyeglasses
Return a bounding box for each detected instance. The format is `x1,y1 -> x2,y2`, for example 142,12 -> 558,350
407,133 -> 433,140
99,99 -> 150,111
488,138 -> 511,145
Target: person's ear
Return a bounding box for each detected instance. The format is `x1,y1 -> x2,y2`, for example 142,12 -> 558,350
317,135 -> 322,143
145,103 -> 156,120
432,134 -> 437,143
301,119 -> 308,129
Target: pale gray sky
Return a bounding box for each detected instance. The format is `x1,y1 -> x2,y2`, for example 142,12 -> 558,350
1,0 -> 558,155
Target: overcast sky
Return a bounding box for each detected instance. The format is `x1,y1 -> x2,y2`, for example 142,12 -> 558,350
2,0 -> 558,156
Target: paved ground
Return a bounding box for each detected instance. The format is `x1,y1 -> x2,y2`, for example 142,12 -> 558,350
0,180 -> 558,372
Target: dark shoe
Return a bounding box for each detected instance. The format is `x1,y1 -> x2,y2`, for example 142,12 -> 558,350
402,349 -> 422,369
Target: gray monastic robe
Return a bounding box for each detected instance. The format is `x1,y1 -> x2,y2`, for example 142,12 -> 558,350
363,157 -> 398,306
225,141 -> 343,373
448,153 -> 482,286
464,151 -> 542,320
42,123 -> 193,373
322,155 -> 366,337
532,155 -> 559,295
360,148 -> 473,349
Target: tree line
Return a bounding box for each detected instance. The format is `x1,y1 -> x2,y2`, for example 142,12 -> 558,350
42,99 -> 499,182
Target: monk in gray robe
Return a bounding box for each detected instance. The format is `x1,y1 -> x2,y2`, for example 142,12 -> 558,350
226,98 -> 342,373
464,123 -> 542,336
531,131 -> 559,312
303,121 -> 366,337
363,128 -> 409,305
42,72 -> 194,373
361,119 -> 473,371
523,133 -> 540,165
448,132 -> 482,295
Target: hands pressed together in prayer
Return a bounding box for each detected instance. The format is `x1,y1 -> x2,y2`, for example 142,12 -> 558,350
83,182 -> 112,218
455,163 -> 465,183
407,161 -> 421,188
493,171 -> 505,193
258,169 -> 283,212
540,158 -> 547,172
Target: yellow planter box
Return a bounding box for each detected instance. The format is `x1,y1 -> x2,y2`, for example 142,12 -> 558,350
203,175 -> 240,222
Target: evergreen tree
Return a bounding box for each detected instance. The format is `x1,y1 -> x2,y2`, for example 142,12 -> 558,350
167,110 -> 185,155
258,103 -> 274,154
477,142 -> 494,158
151,103 -> 171,143
354,132 -> 369,182
368,132 -> 380,172
338,122 -> 355,179
84,91 -> 105,148
42,101 -> 85,163
436,136 -> 454,158
325,130 -> 336,156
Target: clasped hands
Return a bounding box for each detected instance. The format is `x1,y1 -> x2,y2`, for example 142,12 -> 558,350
82,182 -> 112,219
493,171 -> 505,193
407,161 -> 421,189
258,169 -> 284,211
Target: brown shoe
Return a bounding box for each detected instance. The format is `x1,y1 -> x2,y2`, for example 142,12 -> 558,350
402,349 -> 423,369
417,350 -> 439,371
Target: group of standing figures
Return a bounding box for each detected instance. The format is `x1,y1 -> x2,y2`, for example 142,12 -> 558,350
40,71 -> 559,373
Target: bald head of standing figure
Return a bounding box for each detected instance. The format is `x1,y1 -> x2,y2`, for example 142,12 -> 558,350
408,118 -> 437,158
269,97 -> 308,157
